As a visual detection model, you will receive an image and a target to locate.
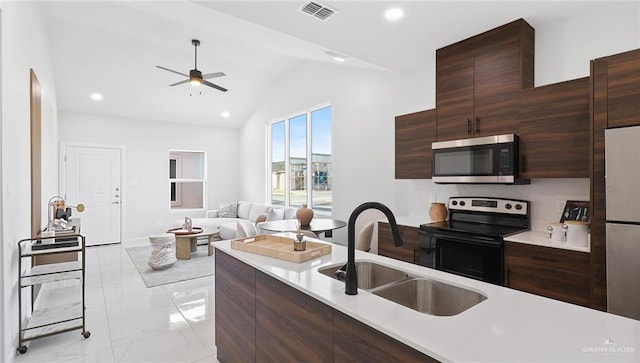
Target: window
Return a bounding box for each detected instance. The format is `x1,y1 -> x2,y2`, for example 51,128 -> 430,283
169,150 -> 206,209
269,105 -> 332,213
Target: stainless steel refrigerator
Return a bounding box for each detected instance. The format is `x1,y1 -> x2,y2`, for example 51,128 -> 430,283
605,126 -> 640,320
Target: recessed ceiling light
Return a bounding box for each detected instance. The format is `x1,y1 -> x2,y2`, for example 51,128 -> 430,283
90,93 -> 103,101
385,8 -> 404,21
325,50 -> 347,63
221,111 -> 230,118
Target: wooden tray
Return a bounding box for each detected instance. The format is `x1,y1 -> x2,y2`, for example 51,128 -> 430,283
167,227 -> 203,235
231,234 -> 332,263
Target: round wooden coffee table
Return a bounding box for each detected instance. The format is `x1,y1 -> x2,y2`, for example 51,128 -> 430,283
167,228 -> 220,260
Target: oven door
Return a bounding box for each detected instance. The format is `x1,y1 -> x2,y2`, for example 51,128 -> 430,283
428,230 -> 504,285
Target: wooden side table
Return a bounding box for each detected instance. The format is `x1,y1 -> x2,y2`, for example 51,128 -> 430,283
169,228 -> 220,260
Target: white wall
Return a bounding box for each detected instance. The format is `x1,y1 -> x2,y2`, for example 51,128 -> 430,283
1,2 -> 59,361
239,3 -> 639,245
533,2 -> 640,86
58,111 -> 241,241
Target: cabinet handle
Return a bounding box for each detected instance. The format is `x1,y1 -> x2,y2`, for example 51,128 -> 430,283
467,118 -> 472,134
475,117 -> 480,133
530,254 -> 558,262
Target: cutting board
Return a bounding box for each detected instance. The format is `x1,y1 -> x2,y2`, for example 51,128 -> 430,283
231,234 -> 332,263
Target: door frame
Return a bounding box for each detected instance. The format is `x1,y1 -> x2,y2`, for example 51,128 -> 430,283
59,142 -> 127,245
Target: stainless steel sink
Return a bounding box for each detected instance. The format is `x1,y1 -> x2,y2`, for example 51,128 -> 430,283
372,278 -> 487,316
318,261 -> 409,290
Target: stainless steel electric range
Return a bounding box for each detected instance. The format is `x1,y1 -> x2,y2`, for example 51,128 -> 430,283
419,197 -> 530,285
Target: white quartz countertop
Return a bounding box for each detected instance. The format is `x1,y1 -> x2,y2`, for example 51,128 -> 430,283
505,230 -> 591,253
215,236 -> 639,362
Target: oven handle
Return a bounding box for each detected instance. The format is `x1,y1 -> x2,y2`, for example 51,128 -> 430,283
421,230 -> 503,248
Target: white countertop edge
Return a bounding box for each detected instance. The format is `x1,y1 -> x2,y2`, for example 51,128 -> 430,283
505,230 -> 591,253
214,235 -> 640,362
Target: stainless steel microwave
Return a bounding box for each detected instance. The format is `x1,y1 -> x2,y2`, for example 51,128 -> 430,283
432,134 -> 526,184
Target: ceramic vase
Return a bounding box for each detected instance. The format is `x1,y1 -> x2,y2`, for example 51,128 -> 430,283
296,204 -> 314,226
429,202 -> 447,222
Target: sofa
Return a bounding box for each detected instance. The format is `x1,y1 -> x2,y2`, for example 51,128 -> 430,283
175,201 -> 298,240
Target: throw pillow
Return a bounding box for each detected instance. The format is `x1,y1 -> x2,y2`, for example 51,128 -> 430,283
255,214 -> 267,224
266,208 -> 284,221
218,202 -> 238,218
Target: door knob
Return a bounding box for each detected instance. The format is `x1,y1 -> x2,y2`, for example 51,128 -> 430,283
112,201 -> 120,205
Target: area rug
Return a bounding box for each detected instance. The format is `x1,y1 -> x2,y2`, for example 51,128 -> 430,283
126,246 -> 214,288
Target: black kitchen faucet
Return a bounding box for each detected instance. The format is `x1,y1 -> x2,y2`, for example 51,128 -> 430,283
344,202 -> 404,295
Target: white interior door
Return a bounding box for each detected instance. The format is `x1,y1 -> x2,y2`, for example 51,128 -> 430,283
63,145 -> 122,246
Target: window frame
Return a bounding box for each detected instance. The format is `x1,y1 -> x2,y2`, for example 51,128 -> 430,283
169,149 -> 207,211
266,102 -> 332,215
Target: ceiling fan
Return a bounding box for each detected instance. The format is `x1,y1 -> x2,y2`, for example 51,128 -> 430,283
156,39 -> 228,92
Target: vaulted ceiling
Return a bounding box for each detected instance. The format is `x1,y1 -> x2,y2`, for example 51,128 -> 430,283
38,1 -> 614,128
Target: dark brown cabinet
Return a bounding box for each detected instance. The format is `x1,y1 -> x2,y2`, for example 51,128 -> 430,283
602,48 -> 640,128
436,18 -> 534,141
256,271 -> 333,362
215,251 -> 436,362
395,109 -> 436,179
378,222 -> 420,265
590,48 -> 640,311
504,242 -> 591,307
215,250 -> 256,363
334,310 -> 438,362
518,77 -> 590,178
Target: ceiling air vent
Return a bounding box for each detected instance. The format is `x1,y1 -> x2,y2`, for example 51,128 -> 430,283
300,2 -> 336,21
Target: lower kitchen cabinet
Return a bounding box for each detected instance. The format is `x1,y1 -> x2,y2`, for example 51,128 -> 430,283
215,250 -> 256,363
504,242 -> 591,307
215,250 -> 436,362
334,310 -> 438,362
378,222 -> 420,265
255,270 -> 333,362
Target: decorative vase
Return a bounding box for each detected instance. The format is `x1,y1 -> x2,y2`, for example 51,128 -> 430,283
296,204 -> 314,226
429,203 -> 447,222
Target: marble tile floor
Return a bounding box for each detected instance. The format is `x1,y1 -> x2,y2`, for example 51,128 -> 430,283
14,243 -> 219,363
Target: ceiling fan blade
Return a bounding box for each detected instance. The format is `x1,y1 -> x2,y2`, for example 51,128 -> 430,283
169,79 -> 190,87
202,79 -> 228,92
202,72 -> 226,80
156,65 -> 189,78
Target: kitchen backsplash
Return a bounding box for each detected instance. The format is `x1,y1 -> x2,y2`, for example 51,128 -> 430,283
399,178 -> 590,232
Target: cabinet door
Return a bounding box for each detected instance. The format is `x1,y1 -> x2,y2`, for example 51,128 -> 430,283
519,77 -> 590,178
436,51 -> 474,141
395,109 -> 436,179
504,242 -> 591,307
436,19 -> 534,141
472,41 -> 522,137
334,310 -> 437,362
215,250 -> 256,362
607,49 -> 640,128
378,222 -> 420,264
255,271 -> 333,362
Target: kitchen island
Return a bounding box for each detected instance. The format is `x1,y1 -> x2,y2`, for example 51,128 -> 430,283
214,237 -> 639,362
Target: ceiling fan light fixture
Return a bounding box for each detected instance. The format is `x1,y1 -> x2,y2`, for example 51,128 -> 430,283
190,77 -> 201,86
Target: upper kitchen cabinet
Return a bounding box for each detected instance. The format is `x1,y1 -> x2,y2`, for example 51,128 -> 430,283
436,19 -> 534,141
596,48 -> 640,128
519,77 -> 590,178
395,109 -> 436,179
